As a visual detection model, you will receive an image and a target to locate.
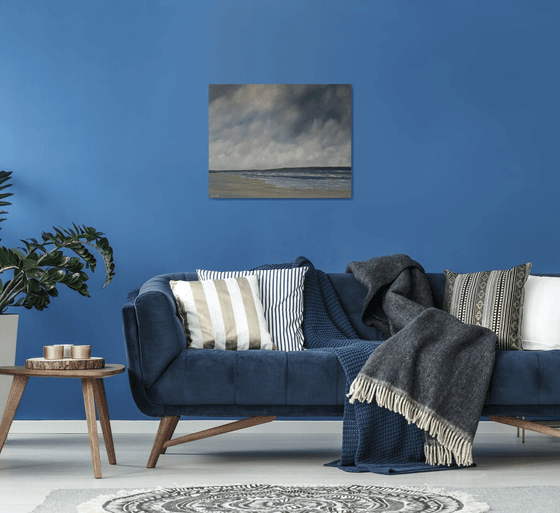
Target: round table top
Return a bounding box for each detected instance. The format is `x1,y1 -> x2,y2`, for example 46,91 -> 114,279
0,363 -> 125,378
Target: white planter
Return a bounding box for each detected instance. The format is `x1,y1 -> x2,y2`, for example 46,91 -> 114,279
0,314 -> 18,416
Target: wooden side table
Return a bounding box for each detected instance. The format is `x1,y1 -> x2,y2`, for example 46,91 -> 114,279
0,364 -> 125,479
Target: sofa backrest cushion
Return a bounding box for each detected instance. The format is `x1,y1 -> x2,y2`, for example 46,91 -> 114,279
328,273 -> 384,341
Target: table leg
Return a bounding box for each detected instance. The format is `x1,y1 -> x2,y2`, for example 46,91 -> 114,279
0,375 -> 29,453
82,378 -> 102,479
92,378 -> 116,465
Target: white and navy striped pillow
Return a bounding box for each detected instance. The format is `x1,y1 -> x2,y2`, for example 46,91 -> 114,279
197,267 -> 309,351
170,275 -> 275,350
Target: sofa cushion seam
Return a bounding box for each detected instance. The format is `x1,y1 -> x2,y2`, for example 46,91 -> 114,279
536,351 -> 542,405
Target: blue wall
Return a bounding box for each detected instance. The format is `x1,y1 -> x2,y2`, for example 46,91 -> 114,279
1,0 -> 559,419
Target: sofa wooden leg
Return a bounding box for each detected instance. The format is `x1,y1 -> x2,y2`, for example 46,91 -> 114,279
162,416 -> 276,451
161,416 -> 180,454
489,415 -> 560,441
147,416 -> 180,468
148,416 -> 276,468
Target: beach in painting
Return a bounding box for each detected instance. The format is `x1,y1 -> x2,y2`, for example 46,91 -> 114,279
209,167 -> 352,198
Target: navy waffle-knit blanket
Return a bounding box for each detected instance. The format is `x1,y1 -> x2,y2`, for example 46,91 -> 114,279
256,256 -> 495,474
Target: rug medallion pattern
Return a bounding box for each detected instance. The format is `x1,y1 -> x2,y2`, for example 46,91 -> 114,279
78,484 -> 489,512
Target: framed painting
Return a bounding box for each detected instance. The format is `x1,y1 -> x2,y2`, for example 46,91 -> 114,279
209,84 -> 352,198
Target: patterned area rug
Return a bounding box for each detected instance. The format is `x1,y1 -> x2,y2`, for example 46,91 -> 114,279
77,484 -> 490,512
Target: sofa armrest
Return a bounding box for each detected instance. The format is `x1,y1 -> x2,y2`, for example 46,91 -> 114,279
122,288 -> 147,407
122,288 -> 141,374
131,274 -> 191,388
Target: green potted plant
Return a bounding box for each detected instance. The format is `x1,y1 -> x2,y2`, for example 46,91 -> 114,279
0,170 -> 115,410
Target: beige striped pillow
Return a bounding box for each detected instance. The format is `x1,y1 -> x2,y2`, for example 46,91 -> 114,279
443,263 -> 532,351
170,275 -> 275,350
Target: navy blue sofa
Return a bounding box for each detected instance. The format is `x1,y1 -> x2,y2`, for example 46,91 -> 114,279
122,271 -> 560,467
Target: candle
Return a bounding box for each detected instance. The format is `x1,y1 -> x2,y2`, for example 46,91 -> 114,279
44,345 -> 64,360
54,344 -> 74,358
71,345 -> 91,359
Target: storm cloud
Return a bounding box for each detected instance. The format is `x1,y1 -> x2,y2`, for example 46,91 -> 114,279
209,84 -> 352,170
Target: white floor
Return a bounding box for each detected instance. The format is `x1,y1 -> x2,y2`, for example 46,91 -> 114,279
0,420 -> 559,512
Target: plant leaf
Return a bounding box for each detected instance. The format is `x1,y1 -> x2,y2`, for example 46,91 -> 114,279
0,171 -> 13,241
0,186 -> 116,311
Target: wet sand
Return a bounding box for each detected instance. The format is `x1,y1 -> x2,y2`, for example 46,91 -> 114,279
209,173 -> 351,199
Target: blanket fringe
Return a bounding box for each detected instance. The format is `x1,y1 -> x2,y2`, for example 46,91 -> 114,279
348,375 -> 473,467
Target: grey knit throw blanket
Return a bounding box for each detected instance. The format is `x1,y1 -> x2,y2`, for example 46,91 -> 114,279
346,254 -> 497,467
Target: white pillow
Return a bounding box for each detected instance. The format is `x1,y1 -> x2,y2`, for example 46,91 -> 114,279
521,275 -> 560,350
197,267 -> 308,351
170,275 -> 275,351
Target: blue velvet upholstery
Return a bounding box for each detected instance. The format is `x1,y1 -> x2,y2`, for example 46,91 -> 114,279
122,271 -> 560,420
145,348 -> 346,407
135,273 -> 194,388
328,274 -> 384,341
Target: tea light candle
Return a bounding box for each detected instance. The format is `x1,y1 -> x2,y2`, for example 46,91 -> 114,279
44,345 -> 64,360
71,345 -> 91,359
55,344 -> 74,358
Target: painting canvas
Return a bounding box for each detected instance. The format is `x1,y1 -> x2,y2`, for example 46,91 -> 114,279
209,84 -> 352,198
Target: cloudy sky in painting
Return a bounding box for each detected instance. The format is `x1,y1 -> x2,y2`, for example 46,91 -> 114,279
209,84 -> 352,171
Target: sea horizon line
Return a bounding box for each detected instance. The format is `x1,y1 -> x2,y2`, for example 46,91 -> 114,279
209,166 -> 351,173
